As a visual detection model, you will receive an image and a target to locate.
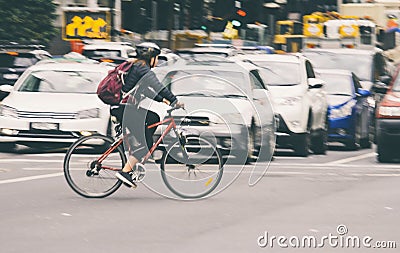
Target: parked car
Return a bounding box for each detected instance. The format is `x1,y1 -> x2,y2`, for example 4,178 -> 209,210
315,69 -> 372,150
0,43 -> 52,100
81,41 -> 136,64
375,65 -> 400,162
152,58 -> 276,163
0,59 -> 113,150
232,53 -> 328,156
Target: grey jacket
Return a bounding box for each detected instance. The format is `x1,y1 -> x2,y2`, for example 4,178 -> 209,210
122,61 -> 177,104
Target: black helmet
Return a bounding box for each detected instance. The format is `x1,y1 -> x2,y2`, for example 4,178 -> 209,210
135,42 -> 161,61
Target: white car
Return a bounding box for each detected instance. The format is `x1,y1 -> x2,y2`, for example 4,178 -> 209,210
152,58 -> 276,163
156,48 -> 180,67
82,41 -> 136,63
0,59 -> 113,150
232,53 -> 328,156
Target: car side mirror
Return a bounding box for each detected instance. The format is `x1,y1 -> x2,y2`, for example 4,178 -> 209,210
372,82 -> 389,94
357,88 -> 371,97
128,52 -> 137,58
308,78 -> 324,89
0,85 -> 13,93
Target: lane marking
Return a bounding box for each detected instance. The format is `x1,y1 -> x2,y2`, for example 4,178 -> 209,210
0,159 -> 62,163
2,168 -> 399,186
0,172 -> 63,185
25,153 -> 66,157
325,152 -> 376,165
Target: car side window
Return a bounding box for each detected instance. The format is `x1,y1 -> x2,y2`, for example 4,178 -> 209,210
305,60 -> 316,78
249,70 -> 266,90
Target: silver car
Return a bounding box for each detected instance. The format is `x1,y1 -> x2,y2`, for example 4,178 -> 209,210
152,59 -> 276,163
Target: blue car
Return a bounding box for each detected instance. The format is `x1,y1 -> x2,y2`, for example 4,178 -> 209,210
316,69 -> 372,150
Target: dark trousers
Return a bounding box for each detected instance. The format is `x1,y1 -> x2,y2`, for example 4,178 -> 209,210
123,105 -> 160,159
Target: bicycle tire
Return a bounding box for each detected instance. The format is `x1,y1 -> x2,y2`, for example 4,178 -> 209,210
63,134 -> 125,198
160,136 -> 223,199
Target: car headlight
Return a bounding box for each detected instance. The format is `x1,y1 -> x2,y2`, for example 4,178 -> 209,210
329,100 -> 356,119
77,108 -> 100,119
0,105 -> 18,118
378,106 -> 400,118
274,96 -> 302,106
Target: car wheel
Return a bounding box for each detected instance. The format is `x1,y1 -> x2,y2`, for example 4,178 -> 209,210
377,144 -> 392,162
246,127 -> 256,163
360,136 -> 372,149
293,133 -> 310,157
345,138 -> 359,151
311,118 -> 328,155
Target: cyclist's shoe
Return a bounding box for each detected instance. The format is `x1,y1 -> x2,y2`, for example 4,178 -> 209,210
115,171 -> 137,188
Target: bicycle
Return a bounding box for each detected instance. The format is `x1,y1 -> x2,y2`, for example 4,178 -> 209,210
63,106 -> 224,199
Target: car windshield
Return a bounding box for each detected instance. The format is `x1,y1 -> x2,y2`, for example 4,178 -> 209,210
163,70 -> 247,97
317,72 -> 354,96
18,70 -> 105,93
0,53 -> 38,67
303,51 -> 373,81
83,49 -> 121,58
254,61 -> 301,86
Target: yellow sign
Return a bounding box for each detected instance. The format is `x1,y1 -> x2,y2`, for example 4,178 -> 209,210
63,10 -> 111,40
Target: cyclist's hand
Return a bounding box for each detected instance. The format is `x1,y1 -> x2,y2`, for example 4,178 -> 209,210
162,98 -> 171,105
175,101 -> 185,109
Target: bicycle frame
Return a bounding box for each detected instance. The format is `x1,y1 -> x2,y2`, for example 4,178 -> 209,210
96,115 -> 185,170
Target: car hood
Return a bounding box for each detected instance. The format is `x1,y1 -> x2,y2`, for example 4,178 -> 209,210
165,96 -> 253,125
2,92 -> 107,112
327,95 -> 354,108
267,85 -> 305,99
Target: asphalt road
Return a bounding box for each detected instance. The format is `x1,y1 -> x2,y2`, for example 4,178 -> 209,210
0,144 -> 399,253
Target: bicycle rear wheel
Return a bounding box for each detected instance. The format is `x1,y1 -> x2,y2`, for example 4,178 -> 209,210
63,134 -> 125,198
160,136 -> 223,199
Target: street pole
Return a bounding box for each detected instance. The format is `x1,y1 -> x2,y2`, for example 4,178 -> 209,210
115,0 -> 121,34
337,0 -> 342,13
152,1 -> 158,31
167,0 -> 174,49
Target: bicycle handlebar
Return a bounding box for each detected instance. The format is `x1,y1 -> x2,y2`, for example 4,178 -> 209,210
167,105 -> 185,115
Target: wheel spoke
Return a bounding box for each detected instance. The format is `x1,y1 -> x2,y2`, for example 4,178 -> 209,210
161,136 -> 223,199
64,134 -> 125,198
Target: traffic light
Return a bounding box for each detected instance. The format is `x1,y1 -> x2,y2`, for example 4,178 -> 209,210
236,9 -> 247,17
231,20 -> 241,27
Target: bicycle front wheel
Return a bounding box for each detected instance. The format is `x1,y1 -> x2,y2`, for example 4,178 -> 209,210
160,136 -> 223,199
64,134 -> 125,198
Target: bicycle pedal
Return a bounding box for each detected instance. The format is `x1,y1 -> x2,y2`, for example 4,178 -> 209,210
131,163 -> 146,182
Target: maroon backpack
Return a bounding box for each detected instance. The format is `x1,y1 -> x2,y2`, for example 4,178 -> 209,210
97,61 -> 134,105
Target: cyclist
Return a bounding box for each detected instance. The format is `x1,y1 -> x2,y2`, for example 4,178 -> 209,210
115,42 -> 184,188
